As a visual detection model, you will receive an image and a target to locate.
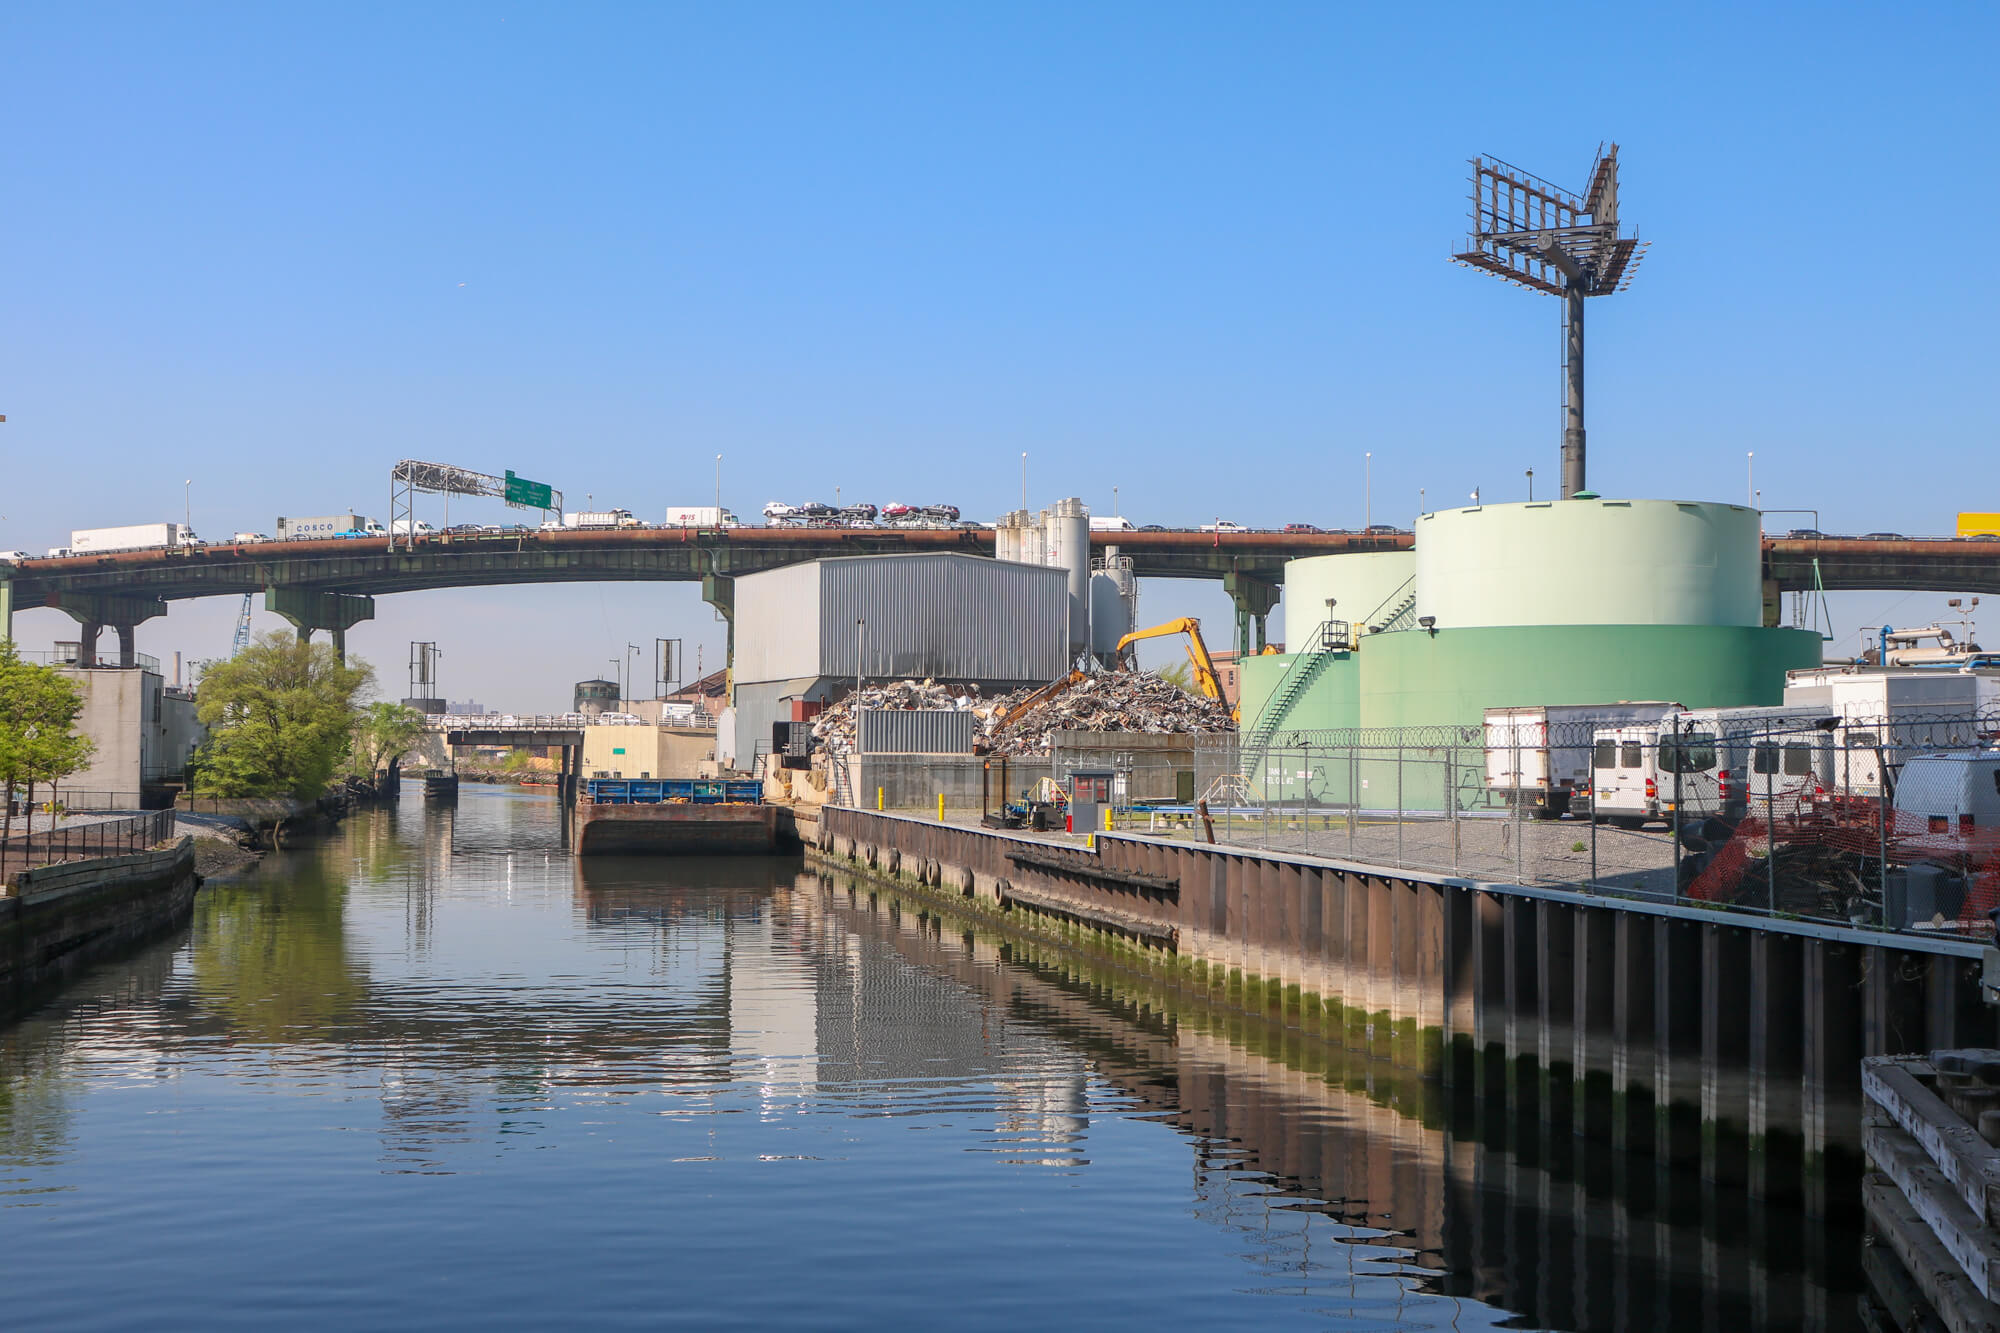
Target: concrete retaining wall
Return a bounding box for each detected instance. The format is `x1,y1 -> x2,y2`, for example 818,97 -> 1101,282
1,836 -> 199,1011
813,806 -> 1997,1214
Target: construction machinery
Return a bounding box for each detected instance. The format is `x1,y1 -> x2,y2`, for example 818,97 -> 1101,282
1116,617 -> 1234,720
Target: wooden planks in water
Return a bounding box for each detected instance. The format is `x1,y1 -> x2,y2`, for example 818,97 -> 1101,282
1864,1051 -> 2000,1332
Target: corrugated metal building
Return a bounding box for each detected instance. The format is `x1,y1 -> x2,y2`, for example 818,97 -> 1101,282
857,708 -> 975,755
728,553 -> 1068,764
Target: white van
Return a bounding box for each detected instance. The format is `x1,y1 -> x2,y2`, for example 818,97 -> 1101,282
1590,705 -> 1837,826
1892,751 -> 2000,863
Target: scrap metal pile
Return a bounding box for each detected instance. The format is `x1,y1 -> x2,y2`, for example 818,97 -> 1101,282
981,672 -> 1234,756
809,680 -> 983,756
809,671 -> 1235,758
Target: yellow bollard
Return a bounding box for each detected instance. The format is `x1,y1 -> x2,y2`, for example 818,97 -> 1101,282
1103,806 -> 1113,833
877,786 -> 884,812
1086,832 -> 1095,852
937,792 -> 945,822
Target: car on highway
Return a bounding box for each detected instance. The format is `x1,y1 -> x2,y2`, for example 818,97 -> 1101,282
1860,532 -> 1907,541
1786,528 -> 1825,539
1365,524 -> 1409,535
1283,522 -> 1324,533
1198,520 -> 1248,533
1138,524 -> 1167,531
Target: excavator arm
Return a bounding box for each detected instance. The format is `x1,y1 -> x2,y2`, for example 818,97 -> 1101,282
1116,617 -> 1228,708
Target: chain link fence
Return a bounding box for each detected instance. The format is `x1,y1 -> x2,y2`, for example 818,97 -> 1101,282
1123,710 -> 2000,938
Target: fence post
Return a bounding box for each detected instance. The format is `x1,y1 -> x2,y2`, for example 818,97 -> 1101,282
1766,718 -> 1777,911
1589,726 -> 1598,889
1347,744 -> 1357,856
1449,742 -> 1461,873
1673,724 -> 1684,900
1396,734 -> 1405,869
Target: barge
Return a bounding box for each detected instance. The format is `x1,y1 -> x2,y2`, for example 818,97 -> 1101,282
574,778 -> 778,855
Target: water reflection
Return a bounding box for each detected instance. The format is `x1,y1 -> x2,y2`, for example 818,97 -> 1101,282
0,785 -> 1862,1330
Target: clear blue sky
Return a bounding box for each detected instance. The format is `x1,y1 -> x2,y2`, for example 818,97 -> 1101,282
3,3 -> 1995,706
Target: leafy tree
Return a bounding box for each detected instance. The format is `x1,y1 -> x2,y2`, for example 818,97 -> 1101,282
0,641 -> 96,843
1154,660 -> 1196,695
351,702 -> 428,777
192,633 -> 373,799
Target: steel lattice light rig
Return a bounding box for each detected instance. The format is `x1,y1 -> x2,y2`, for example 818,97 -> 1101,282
1453,144 -> 1648,499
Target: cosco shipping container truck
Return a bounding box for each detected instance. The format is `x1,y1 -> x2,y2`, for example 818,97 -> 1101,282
275,514 -> 384,540
69,523 -> 198,553
1484,701 -> 1681,818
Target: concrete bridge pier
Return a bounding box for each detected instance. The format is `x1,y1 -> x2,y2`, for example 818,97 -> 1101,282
701,572 -> 734,670
53,593 -> 168,667
265,589 -> 374,662
1223,571 -> 1280,657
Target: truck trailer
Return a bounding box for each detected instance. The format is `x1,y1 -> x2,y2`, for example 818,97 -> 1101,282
1483,701 -> 1681,818
68,523 -> 198,553
276,514 -> 384,540
661,506 -> 739,528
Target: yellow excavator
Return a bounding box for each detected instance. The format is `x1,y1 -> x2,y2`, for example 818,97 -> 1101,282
1116,617 -> 1252,721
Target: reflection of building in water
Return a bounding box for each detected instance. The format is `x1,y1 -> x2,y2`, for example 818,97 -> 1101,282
991,1071 -> 1090,1166
727,910 -> 817,1097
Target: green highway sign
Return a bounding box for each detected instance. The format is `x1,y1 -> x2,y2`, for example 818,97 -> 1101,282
504,470 -> 554,509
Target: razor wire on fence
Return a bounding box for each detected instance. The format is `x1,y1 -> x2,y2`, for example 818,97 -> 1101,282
1157,711 -> 2000,940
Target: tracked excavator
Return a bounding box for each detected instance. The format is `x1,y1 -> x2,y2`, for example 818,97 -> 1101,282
1116,617 -> 1267,723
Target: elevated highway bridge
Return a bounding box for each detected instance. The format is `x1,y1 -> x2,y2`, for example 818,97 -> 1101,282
2,526 -> 1993,664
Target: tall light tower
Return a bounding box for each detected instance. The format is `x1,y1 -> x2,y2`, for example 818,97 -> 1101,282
1453,144 -> 1648,499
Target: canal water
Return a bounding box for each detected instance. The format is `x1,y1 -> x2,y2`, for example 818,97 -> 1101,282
1,785 -> 1861,1329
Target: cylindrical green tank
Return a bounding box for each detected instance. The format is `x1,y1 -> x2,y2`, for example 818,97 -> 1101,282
1414,499 -> 1761,629
1283,551 -> 1416,639
1239,650 -> 1359,735
1358,625 -> 1824,731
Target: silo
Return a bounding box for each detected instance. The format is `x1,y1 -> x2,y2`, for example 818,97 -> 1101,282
1051,498 -> 1091,658
574,678 -> 620,718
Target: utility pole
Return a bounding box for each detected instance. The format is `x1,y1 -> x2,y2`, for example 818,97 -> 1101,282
1365,452 -> 1372,531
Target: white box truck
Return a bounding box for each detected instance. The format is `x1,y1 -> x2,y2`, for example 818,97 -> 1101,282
389,519 -> 436,537
69,523 -> 198,553
276,514 -> 384,540
662,506 -> 739,528
1483,702 -> 1681,818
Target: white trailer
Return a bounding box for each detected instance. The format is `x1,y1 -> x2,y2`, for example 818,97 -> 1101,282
69,523 -> 197,553
1784,666 -> 1990,795
1483,702 -> 1681,818
662,506 -> 739,528
275,514 -> 383,540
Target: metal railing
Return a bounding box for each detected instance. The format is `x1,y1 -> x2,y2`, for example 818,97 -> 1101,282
1,809 -> 178,883
16,648 -> 163,672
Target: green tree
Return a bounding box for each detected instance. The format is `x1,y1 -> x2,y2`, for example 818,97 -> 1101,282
192,633 -> 374,799
1154,661 -> 1196,695
0,641 -> 96,843
351,702 -> 428,777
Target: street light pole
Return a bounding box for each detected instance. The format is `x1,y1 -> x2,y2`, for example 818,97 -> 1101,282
715,454 -> 722,512
1021,453 -> 1028,513
183,479 -> 191,535
1747,451 -> 1755,508
1526,468 -> 1534,502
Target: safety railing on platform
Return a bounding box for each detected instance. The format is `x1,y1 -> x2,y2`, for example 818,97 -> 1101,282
0,809 -> 178,884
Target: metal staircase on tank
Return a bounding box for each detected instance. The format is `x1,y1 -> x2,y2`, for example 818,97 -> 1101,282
1240,618 -> 1352,781
1364,577 -> 1418,636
